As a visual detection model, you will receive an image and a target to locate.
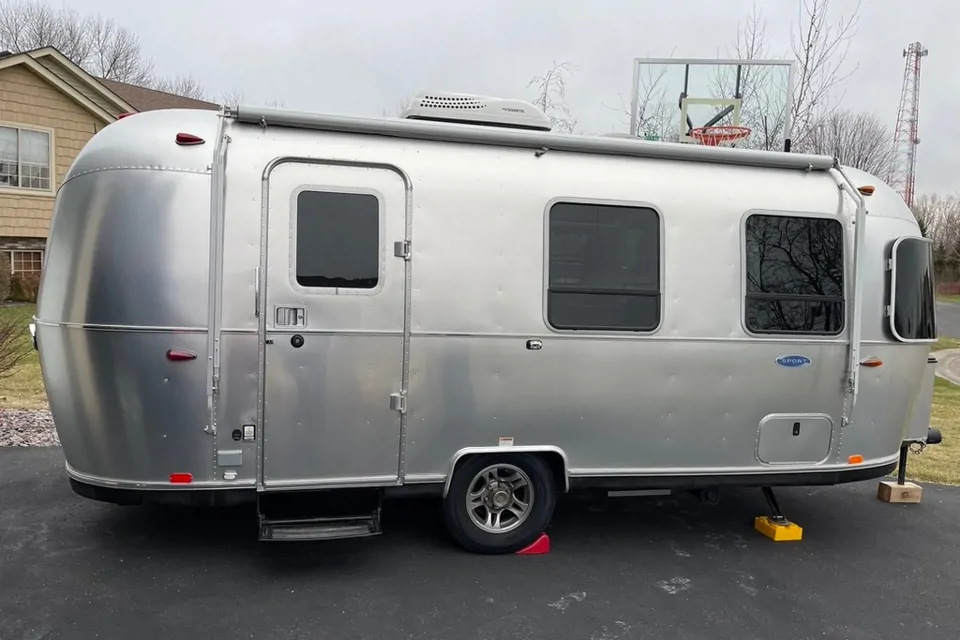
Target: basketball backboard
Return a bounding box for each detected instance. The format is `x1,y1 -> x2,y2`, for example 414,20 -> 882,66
629,58 -> 796,151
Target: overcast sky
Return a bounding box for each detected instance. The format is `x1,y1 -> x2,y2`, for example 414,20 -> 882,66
68,0 -> 955,195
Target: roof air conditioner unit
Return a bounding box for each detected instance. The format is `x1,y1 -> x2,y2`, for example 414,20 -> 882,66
401,91 -> 552,131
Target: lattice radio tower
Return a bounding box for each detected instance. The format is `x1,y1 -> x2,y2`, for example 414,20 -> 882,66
892,42 -> 928,208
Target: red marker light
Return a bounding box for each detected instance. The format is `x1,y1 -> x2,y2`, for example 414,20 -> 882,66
118,112 -> 136,119
175,132 -> 205,146
169,473 -> 193,484
166,349 -> 197,361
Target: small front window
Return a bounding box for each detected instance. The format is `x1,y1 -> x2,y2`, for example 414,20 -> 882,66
0,125 -> 52,191
891,237 -> 937,341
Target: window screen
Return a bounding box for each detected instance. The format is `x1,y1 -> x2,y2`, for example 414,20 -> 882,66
891,237 -> 937,341
547,202 -> 660,331
744,214 -> 844,335
295,190 -> 380,289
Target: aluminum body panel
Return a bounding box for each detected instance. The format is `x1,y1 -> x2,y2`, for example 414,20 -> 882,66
35,107 -> 932,494
35,323 -> 212,484
213,332 -> 260,484
37,170 -> 211,329
260,162 -> 406,486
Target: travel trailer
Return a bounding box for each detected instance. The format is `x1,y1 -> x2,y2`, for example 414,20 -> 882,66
33,87 -> 940,554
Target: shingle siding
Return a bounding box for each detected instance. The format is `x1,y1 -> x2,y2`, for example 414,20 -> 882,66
0,64 -> 105,238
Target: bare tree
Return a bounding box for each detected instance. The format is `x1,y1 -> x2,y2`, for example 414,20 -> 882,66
802,110 -> 896,179
912,193 -> 960,280
220,88 -> 245,107
0,0 -> 153,84
789,0 -> 860,144
528,60 -> 578,133
714,0 -> 860,149
151,74 -> 207,101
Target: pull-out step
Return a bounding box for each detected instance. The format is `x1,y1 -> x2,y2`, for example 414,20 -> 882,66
257,487 -> 382,542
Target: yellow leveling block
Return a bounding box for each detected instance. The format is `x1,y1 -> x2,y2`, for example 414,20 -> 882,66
754,516 -> 803,542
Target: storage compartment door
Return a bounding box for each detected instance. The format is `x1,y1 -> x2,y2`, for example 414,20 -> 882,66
757,414 -> 834,465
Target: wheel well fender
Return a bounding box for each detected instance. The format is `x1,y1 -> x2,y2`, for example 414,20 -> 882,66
442,446 -> 570,497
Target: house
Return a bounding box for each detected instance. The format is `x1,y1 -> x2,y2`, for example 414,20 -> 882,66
0,46 -> 219,280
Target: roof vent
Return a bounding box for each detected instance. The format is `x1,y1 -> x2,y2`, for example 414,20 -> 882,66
401,91 -> 552,131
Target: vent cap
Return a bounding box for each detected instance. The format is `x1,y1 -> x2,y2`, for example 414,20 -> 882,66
401,91 -> 552,131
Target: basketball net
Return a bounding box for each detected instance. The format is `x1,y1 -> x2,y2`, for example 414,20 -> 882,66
689,125 -> 752,147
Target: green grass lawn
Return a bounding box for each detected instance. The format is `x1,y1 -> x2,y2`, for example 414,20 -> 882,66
937,294 -> 960,304
0,303 -> 45,409
2,302 -> 959,484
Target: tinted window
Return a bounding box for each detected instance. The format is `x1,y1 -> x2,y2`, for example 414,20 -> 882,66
892,238 -> 937,340
547,202 -> 660,331
296,190 -> 379,289
744,214 -> 844,334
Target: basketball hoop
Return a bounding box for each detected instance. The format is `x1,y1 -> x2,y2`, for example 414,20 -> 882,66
689,125 -> 752,147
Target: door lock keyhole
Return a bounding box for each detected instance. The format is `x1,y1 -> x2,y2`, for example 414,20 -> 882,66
291,334 -> 305,348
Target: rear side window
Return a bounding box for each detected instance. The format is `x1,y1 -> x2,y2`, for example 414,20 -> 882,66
295,190 -> 380,289
744,214 -> 845,335
547,202 -> 660,331
891,237 -> 937,341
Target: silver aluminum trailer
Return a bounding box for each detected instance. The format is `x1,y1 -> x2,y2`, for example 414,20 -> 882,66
33,93 -> 941,553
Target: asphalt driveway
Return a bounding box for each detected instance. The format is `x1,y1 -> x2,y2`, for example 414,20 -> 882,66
2,448 -> 959,639
937,301 -> 960,339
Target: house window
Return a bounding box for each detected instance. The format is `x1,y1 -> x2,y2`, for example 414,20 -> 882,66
10,250 -> 43,276
295,190 -> 380,289
0,124 -> 52,191
744,213 -> 844,335
547,202 -> 661,331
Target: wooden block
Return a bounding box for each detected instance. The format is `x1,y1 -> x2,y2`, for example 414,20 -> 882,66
754,516 -> 803,541
877,480 -> 923,503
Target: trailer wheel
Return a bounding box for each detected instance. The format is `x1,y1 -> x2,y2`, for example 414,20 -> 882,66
443,453 -> 556,554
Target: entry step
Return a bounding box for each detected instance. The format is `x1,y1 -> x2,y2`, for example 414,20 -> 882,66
259,514 -> 380,541
257,487 -> 382,542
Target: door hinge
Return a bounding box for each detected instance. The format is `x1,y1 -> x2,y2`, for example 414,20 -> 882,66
393,240 -> 411,260
885,304 -> 892,317
389,392 -> 406,414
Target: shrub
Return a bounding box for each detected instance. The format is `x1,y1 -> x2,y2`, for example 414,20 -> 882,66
9,273 -> 40,303
0,253 -> 9,302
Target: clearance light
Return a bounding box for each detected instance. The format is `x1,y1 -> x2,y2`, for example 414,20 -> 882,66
860,357 -> 883,368
166,349 -> 197,361
857,185 -> 876,195
175,132 -> 205,146
118,112 -> 136,119
169,473 -> 193,484
848,455 -> 864,465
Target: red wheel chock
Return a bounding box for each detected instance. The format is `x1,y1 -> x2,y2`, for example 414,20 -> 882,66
515,533 -> 550,555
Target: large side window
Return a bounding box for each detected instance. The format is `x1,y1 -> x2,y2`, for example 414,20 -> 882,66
295,190 -> 380,289
891,237 -> 937,341
547,202 -> 660,331
744,214 -> 844,335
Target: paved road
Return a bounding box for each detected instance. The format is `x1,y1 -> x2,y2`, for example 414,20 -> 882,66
937,301 -> 960,338
3,449 -> 959,639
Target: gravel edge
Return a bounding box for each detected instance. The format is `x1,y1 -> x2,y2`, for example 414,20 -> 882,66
0,408 -> 60,447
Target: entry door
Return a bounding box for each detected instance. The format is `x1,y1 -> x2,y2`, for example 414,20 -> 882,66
261,162 -> 408,488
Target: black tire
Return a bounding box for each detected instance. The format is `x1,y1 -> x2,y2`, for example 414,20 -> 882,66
442,453 -> 557,554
